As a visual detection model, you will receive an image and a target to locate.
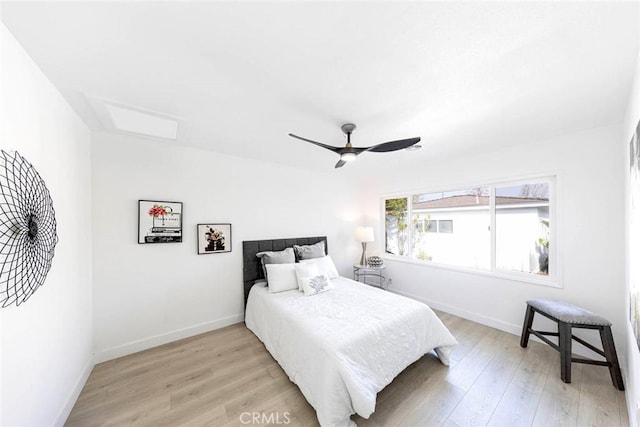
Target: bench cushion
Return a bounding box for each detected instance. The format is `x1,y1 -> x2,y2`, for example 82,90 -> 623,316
527,298 -> 611,326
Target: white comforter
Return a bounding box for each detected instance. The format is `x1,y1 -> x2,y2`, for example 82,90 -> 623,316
244,277 -> 458,427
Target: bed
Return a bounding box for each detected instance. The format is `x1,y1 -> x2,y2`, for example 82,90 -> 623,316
242,237 -> 457,427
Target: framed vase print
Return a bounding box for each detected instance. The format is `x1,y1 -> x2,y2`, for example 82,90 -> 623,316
197,223 -> 231,254
138,200 -> 183,243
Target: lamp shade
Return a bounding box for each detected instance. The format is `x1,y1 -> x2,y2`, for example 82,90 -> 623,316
355,226 -> 374,243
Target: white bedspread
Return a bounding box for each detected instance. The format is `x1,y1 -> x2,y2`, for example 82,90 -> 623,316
244,277 -> 458,427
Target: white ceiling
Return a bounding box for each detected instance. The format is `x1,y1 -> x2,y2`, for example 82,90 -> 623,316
2,1 -> 639,171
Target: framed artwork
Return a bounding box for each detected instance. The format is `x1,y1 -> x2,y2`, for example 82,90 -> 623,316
138,200 -> 183,244
630,120 -> 640,351
197,223 -> 231,254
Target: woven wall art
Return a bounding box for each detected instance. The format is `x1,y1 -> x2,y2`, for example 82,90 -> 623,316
0,150 -> 58,307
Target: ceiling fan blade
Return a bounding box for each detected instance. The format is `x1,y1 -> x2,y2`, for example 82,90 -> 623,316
289,133 -> 341,153
291,125 -> 420,169
366,137 -> 421,153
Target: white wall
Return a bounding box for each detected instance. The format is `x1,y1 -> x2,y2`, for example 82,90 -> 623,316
623,48 -> 640,427
0,24 -> 93,427
92,132 -> 361,361
356,124 -> 627,359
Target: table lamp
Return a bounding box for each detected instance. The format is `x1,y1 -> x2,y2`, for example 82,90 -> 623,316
356,226 -> 374,266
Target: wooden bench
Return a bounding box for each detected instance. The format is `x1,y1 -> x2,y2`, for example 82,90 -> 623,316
520,298 -> 624,390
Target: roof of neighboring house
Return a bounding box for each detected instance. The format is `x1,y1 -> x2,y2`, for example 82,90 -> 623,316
411,195 -> 548,210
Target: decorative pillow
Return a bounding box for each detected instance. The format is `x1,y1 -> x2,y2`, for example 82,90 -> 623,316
256,247 -> 295,281
265,263 -> 298,293
293,241 -> 326,261
295,263 -> 320,291
300,255 -> 339,279
299,274 -> 332,296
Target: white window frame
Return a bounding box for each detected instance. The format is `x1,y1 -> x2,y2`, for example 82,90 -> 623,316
381,175 -> 560,288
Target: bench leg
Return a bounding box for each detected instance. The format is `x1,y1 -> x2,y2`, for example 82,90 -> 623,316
600,325 -> 625,391
559,321 -> 572,383
520,304 -> 535,348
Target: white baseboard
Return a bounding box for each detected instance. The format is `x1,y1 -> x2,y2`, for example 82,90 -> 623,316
94,313 -> 245,363
389,288 -> 523,335
390,288 -> 597,359
55,355 -> 94,427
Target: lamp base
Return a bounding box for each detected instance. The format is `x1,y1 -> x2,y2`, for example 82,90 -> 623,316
360,242 -> 368,266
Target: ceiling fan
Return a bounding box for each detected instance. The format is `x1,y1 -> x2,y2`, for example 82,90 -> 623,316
289,123 -> 421,168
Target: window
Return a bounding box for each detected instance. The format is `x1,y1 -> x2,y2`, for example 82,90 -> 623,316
384,177 -> 555,280
414,219 -> 452,233
495,182 -> 550,275
385,198 -> 409,256
438,220 -> 453,233
409,188 -> 490,268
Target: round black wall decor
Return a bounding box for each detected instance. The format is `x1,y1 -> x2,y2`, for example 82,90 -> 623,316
0,150 -> 58,307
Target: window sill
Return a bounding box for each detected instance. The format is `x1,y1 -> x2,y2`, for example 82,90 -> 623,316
382,254 -> 562,289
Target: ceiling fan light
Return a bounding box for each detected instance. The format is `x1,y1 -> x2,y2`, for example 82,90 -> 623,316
340,152 -> 357,162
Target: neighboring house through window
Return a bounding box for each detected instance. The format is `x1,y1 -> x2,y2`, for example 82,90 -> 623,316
384,178 -> 554,281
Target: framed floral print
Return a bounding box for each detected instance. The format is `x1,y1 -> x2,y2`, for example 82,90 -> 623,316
197,223 -> 231,254
138,200 -> 183,243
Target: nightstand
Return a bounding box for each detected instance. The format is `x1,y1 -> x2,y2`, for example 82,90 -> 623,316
353,264 -> 388,289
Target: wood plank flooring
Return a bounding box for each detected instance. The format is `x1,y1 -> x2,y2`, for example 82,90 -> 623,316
66,311 -> 628,426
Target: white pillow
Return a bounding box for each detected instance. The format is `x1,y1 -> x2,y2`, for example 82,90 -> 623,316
265,263 -> 298,293
300,255 -> 339,279
299,273 -> 332,296
256,247 -> 295,281
295,263 -> 320,291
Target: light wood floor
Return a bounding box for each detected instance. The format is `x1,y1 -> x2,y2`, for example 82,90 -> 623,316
66,311 -> 629,427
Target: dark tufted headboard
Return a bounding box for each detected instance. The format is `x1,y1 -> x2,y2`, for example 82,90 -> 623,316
242,236 -> 327,308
